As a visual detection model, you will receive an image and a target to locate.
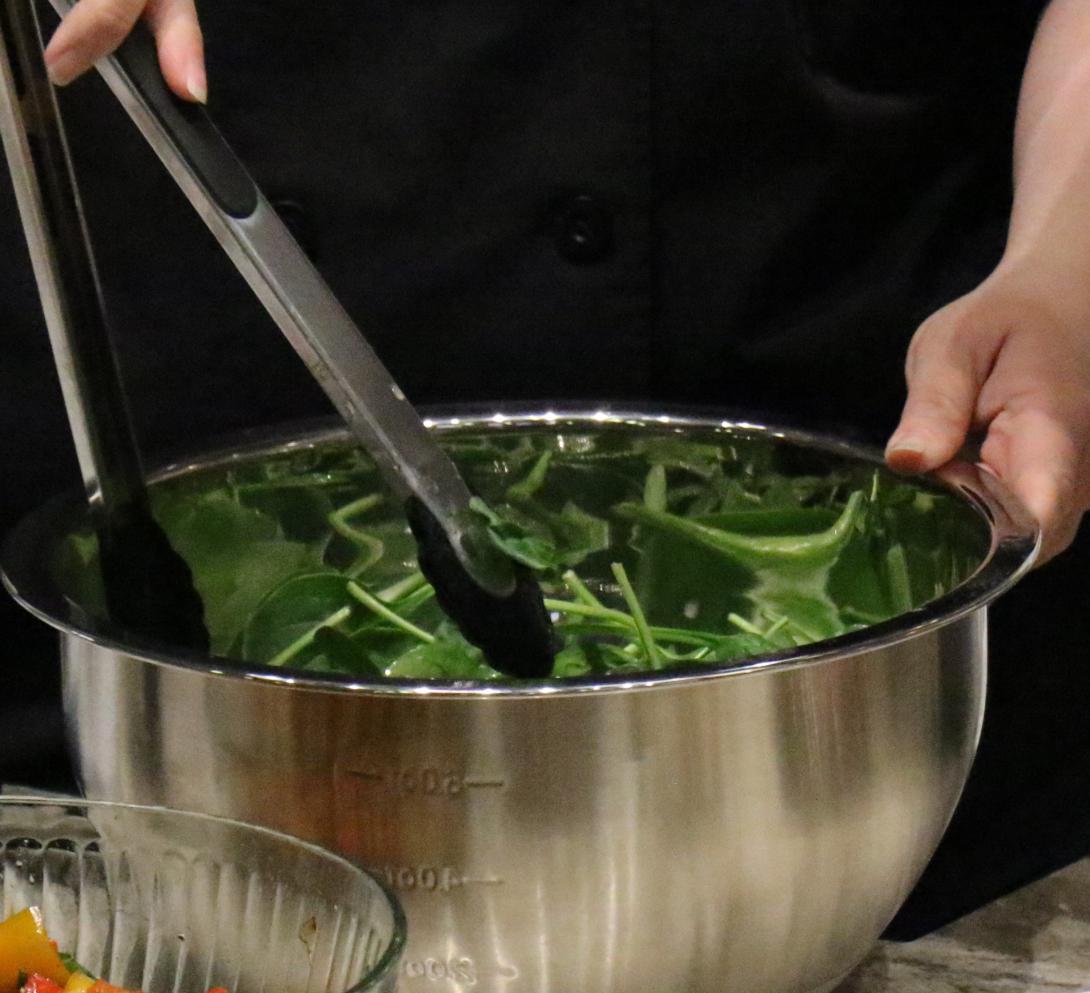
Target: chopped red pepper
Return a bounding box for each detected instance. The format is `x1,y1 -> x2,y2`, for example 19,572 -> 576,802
22,974 -> 66,993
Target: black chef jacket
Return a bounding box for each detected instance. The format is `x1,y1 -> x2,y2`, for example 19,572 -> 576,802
1,0 -> 1082,936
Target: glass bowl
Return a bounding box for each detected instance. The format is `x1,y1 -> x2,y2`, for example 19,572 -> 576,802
0,797 -> 405,993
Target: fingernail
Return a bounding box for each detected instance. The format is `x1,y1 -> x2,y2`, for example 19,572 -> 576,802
186,67 -> 207,104
45,49 -> 81,87
885,436 -> 928,472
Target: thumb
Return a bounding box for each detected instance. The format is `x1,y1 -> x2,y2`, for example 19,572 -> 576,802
886,302 -> 1003,474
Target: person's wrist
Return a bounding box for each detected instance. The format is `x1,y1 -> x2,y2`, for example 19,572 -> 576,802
996,220 -> 1090,322
978,250 -> 1090,334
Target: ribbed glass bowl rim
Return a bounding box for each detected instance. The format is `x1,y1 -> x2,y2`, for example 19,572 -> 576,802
0,406 -> 1040,697
0,795 -> 407,993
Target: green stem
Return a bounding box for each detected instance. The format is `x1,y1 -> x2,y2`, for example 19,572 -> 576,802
886,543 -> 913,614
781,616 -> 823,643
561,570 -> 605,609
330,494 -> 385,575
377,571 -> 428,603
347,581 -> 435,643
555,620 -> 718,648
762,613 -> 790,639
507,450 -> 552,502
269,605 -> 353,668
389,584 -> 436,618
660,644 -> 713,662
611,562 -> 663,669
329,495 -> 382,536
543,598 -> 635,627
728,612 -> 765,636
644,464 -> 667,512
346,545 -> 384,578
645,625 -> 722,646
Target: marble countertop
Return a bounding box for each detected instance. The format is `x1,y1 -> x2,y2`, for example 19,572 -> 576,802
837,859 -> 1090,992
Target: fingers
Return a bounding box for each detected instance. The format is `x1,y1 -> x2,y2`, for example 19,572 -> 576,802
885,301 -> 1004,474
43,0 -> 206,103
145,0 -> 206,102
889,285 -> 1090,563
978,394 -> 1089,565
44,0 -> 147,85
972,299 -> 1090,562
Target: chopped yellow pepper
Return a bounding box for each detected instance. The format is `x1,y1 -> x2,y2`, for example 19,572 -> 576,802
63,974 -> 94,993
0,908 -> 70,993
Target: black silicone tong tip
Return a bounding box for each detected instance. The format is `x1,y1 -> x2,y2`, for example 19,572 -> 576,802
97,501 -> 209,652
406,498 -> 557,678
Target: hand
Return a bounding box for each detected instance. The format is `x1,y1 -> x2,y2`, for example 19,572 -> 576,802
885,265 -> 1090,564
44,0 -> 206,103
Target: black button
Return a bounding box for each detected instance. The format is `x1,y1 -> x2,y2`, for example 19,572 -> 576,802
271,197 -> 317,259
551,193 -> 614,264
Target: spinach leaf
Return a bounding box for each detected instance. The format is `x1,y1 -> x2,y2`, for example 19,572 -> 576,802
473,496 -> 609,571
52,530 -> 107,624
242,572 -> 354,665
384,626 -> 500,680
615,490 -> 864,573
310,626 -> 383,676
152,491 -> 325,653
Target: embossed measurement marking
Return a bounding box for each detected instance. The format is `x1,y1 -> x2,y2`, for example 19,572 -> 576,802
401,956 -> 519,986
379,864 -> 504,894
344,767 -> 505,798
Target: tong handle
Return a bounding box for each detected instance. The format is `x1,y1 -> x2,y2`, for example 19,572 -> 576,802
108,19 -> 255,218
0,0 -> 209,649
0,0 -> 141,509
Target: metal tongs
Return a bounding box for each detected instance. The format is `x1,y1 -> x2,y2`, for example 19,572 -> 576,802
0,0 -> 208,649
0,0 -> 555,677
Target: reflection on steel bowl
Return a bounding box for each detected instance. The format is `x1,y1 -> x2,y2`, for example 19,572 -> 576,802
2,409 -> 1038,993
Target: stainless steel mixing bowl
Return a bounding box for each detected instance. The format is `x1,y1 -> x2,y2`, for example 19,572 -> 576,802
2,409 -> 1038,993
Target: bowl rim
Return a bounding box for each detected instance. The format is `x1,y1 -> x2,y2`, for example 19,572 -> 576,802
0,794 -> 408,993
1,405 -> 1040,698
